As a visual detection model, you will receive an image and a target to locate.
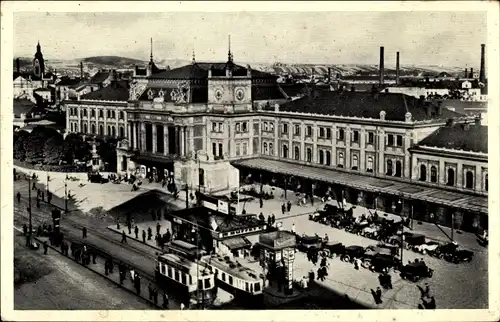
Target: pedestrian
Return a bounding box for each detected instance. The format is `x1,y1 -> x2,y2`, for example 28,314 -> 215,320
109,258 -> 114,274
317,267 -> 323,281
163,293 -> 169,309
82,227 -> 87,239
47,192 -> 52,204
428,296 -> 436,309
147,227 -> 152,240
156,222 -> 161,235
153,287 -> 158,305
32,182 -> 36,190
17,192 -> 21,203
43,241 -> 48,255
376,287 -> 383,304
424,283 -> 430,297
41,191 -> 45,201
22,224 -> 27,236
354,258 -> 360,270
259,198 -> 263,209
92,250 -> 97,264
180,302 -> 185,310
287,200 -> 292,212
371,288 -> 381,305
104,260 -> 109,275
281,203 -> 286,215
134,226 -> 139,239
148,283 -> 153,300
142,230 -> 146,243
130,269 -> 135,282
267,215 -> 272,227
120,230 -> 128,243
135,274 -> 141,295
165,229 -> 171,242
36,198 -> 40,208
291,222 -> 296,234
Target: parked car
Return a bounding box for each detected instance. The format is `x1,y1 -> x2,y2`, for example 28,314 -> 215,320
88,173 -> 109,184
400,261 -> 434,282
404,234 -> 426,250
435,242 -> 474,263
296,234 -> 324,252
341,245 -> 366,263
414,241 -> 440,255
323,241 -> 345,258
369,253 -> 401,273
361,226 -> 382,240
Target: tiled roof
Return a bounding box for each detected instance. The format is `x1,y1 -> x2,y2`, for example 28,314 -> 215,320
13,99 -> 36,117
440,100 -> 488,116
252,85 -> 287,101
57,78 -> 84,87
416,123 -> 487,153
80,80 -> 129,101
149,62 -> 275,80
90,71 -> 111,84
274,91 -> 464,122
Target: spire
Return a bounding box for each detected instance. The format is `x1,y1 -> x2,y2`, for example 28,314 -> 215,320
36,40 -> 41,53
150,37 -> 153,62
228,35 -> 233,63
192,47 -> 196,64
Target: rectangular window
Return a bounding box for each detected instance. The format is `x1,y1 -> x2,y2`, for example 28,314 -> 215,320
282,124 -> 288,134
326,128 -> 332,139
254,282 -> 261,292
306,126 -> 312,137
160,263 -> 165,274
388,134 -> 394,146
218,122 -> 223,132
264,122 -> 268,131
236,143 -> 241,156
352,131 -> 359,143
368,132 -> 375,144
221,272 -> 226,281
242,122 -> 248,132
212,142 -> 217,156
212,122 -> 217,132
219,143 -> 223,157
235,122 -> 241,132
181,273 -> 187,285
228,276 -> 233,285
319,127 -> 325,138
198,280 -> 203,290
242,143 -> 247,155
396,135 -> 403,147
338,129 -> 345,141
294,124 -> 300,136
174,270 -> 180,281
204,278 -> 211,289
167,267 -> 172,278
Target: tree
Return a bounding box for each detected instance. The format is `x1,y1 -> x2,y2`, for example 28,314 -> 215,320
97,138 -> 117,172
13,130 -> 30,161
63,133 -> 91,164
23,126 -> 63,164
43,135 -> 65,165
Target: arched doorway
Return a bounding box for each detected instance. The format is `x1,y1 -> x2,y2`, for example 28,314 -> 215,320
465,171 -> 474,189
419,164 -> 427,181
447,168 -> 455,186
395,161 -> 402,177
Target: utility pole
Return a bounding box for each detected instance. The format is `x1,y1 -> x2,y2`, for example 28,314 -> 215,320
451,211 -> 455,241
64,175 -> 68,213
185,184 -> 189,209
46,172 -> 50,196
28,175 -> 33,247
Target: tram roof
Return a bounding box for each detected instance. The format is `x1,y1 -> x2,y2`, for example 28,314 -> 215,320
201,255 -> 261,282
158,253 -> 211,276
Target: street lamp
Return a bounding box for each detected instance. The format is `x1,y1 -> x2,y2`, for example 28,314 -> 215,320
27,173 -> 33,247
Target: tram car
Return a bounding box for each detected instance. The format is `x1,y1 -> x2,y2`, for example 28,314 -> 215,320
155,253 -> 216,307
200,254 -> 264,307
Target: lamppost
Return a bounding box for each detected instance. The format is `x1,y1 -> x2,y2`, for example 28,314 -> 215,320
392,201 -> 404,265
46,172 -> 50,197
27,173 -> 33,247
64,174 -> 68,213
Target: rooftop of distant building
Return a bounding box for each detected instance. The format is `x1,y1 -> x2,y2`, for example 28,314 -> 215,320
79,80 -> 129,102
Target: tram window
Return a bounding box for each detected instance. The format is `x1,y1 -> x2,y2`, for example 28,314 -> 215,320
167,267 -> 172,278
160,263 -> 165,274
174,270 -> 180,281
189,276 -> 193,285
221,272 -> 226,281
245,282 -> 249,292
181,273 -> 187,285
198,279 -> 203,290
228,276 -> 233,285
204,278 -> 211,289
254,282 -> 261,292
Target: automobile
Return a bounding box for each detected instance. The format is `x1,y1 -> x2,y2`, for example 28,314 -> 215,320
385,235 -> 402,246
323,241 -> 345,258
361,226 -> 382,239
376,242 -> 400,256
435,242 -> 474,263
400,261 -> 434,282
362,246 -> 393,268
433,242 -> 458,259
414,241 -> 440,255
88,173 -> 109,184
341,245 -> 366,263
404,234 -> 426,250
346,221 -> 370,235
369,253 -> 402,273
296,234 -> 324,252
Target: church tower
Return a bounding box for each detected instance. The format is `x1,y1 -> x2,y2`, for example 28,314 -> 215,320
33,41 -> 45,78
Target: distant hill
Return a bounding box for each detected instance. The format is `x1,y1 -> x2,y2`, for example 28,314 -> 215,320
82,56 -> 146,67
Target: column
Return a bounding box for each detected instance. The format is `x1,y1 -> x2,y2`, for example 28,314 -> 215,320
175,126 -> 180,155
274,121 -> 279,157
457,163 -> 463,188
312,123 -> 318,163
378,130 -> 385,175
403,132 -> 411,178
133,122 -> 138,149
87,108 -> 91,135
163,125 -> 168,156
189,126 -> 194,156
103,109 -> 107,135
141,122 -> 146,151
300,122 -> 305,160
180,126 -> 185,156
127,123 -> 132,146
152,123 -> 157,154
345,127 -> 351,169
360,128 -> 366,171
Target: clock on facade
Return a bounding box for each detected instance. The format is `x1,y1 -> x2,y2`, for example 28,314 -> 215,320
215,89 -> 223,101
235,88 -> 245,101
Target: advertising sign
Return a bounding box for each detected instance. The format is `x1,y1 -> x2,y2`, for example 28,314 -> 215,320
218,200 -> 229,214
202,200 -> 218,211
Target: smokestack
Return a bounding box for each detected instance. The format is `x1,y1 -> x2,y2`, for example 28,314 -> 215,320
328,67 -> 331,83
379,46 -> 385,86
396,52 -> 400,85
480,44 -> 486,83
469,68 -> 473,79
80,62 -> 83,79
16,58 -> 20,73
464,68 -> 468,78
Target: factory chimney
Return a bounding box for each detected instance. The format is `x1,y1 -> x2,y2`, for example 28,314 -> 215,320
80,62 -> 84,79
479,44 -> 486,83
469,68 -> 474,79
379,46 -> 385,86
464,68 -> 468,79
16,58 -> 20,73
395,51 -> 400,85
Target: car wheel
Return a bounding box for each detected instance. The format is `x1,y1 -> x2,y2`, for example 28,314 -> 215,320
362,260 -> 371,269
438,253 -> 444,259
342,256 -> 350,262
422,249 -> 427,255
331,253 -> 337,259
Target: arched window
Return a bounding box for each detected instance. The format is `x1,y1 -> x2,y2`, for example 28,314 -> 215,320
338,152 -> 344,167
99,125 -> 103,136
269,143 -> 274,155
430,166 -> 438,183
263,142 -> 268,154
447,168 -> 455,186
91,110 -> 95,117
352,155 -> 359,169
91,124 -> 95,134
119,111 -> 124,119
263,122 -> 268,131
83,123 -> 88,133
485,174 -> 488,191
386,160 -> 393,176
306,148 -> 312,162
99,110 -> 103,118
107,125 -> 111,135
419,164 -> 427,181
367,157 -> 374,172
325,151 -> 331,166
270,123 -> 274,131
395,161 -> 402,177
112,111 -> 116,119
83,109 -> 87,117
294,146 -> 300,160
119,126 -> 124,138
319,150 -> 324,164
282,144 -> 288,158
106,110 -> 110,118
112,126 -> 116,137
465,171 -> 474,189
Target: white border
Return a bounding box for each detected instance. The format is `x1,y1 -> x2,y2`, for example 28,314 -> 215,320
1,2 -> 499,321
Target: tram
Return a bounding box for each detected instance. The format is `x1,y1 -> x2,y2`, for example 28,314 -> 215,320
200,254 -> 264,306
155,253 -> 216,307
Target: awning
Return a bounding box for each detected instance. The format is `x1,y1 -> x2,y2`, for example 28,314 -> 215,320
232,157 -> 488,214
222,237 -> 252,250
131,153 -> 174,167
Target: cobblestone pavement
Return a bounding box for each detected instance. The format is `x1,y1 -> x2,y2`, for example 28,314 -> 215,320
13,233 -> 153,310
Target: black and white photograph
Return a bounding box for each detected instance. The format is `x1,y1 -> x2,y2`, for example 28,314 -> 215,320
1,2 -> 499,321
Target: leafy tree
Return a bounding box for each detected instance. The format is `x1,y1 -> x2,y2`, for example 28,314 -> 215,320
97,138 -> 117,172
23,126 -> 63,164
64,133 -> 91,163
13,130 -> 30,161
43,135 -> 65,165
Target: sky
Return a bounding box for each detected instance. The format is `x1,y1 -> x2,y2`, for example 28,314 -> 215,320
14,11 -> 487,67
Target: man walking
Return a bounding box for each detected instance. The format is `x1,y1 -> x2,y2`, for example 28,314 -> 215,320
121,231 -> 127,244
17,192 -> 21,203
147,227 -> 152,240
43,241 -> 48,255
142,230 -> 146,243
134,226 -> 139,239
